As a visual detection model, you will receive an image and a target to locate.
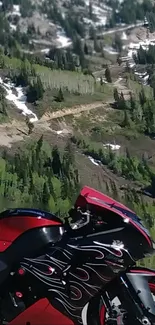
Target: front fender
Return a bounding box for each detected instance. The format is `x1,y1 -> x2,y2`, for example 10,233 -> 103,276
126,266 -> 155,317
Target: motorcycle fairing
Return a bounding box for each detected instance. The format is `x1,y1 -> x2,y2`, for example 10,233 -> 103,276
125,267 -> 155,318
75,186 -> 152,248
0,208 -> 63,252
8,298 -> 74,325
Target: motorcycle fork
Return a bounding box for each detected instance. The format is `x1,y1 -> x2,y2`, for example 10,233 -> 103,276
114,275 -> 152,324
100,279 -> 126,325
101,276 -> 148,325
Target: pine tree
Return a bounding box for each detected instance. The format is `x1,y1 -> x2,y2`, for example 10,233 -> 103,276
139,88 -> 146,106
55,88 -> 64,102
36,76 -> 44,100
118,92 -> 127,110
74,169 -> 79,185
93,32 -> 100,52
36,135 -> 43,159
66,49 -> 75,71
26,117 -> 34,135
84,43 -> 88,55
48,174 -> 54,197
105,66 -> 112,83
113,88 -> 119,107
63,141 -> 74,166
27,77 -> 44,103
100,77 -> 103,85
117,55 -> 122,66
42,182 -> 50,207
29,172 -> 35,195
52,146 -> 62,176
114,33 -> 123,53
73,36 -> 85,69
130,93 -> 136,111
89,0 -> 93,19
31,150 -> 37,172
122,110 -> 132,127
61,177 -> 69,200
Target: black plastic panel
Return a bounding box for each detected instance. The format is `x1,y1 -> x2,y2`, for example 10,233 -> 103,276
0,208 -> 62,224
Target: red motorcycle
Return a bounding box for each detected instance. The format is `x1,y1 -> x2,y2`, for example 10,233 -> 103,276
0,186 -> 155,325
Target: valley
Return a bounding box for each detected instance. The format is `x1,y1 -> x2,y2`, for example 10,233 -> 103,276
1,0 -> 155,267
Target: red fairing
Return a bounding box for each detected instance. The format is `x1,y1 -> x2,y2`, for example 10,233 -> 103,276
8,298 -> 74,325
0,216 -> 61,252
129,268 -> 155,276
75,186 -> 134,212
75,186 -> 152,247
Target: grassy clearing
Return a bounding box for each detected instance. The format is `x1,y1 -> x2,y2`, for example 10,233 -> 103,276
35,65 -> 95,94
59,104 -> 119,139
1,55 -> 22,70
36,83 -> 114,116
1,54 -> 114,116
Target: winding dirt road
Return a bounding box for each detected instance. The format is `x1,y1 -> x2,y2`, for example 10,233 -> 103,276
39,101 -> 112,122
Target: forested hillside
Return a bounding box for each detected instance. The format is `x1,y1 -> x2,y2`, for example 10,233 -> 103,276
0,137 -> 80,215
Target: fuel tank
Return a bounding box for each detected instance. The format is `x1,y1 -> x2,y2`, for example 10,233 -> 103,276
0,208 -> 64,262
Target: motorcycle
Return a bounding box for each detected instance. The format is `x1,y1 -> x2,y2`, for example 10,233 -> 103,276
0,186 -> 155,325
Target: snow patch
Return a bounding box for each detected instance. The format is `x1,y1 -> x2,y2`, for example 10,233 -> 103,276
56,29 -> 72,48
13,5 -> 20,13
126,38 -> 155,64
88,156 -> 100,166
56,130 -> 63,135
93,5 -> 108,26
129,39 -> 155,50
121,32 -> 127,40
11,4 -> 21,16
83,17 -> 93,25
55,129 -> 71,135
10,23 -> 17,31
85,0 -> 109,26
143,74 -> 149,81
129,62 -> 135,68
41,48 -> 50,54
0,78 -> 38,123
96,77 -> 108,83
103,143 -> 121,150
104,47 -> 119,55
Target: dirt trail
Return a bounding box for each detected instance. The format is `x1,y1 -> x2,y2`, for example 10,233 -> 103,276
39,101 -> 112,122
0,98 -> 113,148
0,73 -> 132,148
39,75 -> 130,123
113,78 -> 131,100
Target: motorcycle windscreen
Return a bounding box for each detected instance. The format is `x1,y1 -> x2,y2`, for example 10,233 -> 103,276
126,270 -> 155,316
